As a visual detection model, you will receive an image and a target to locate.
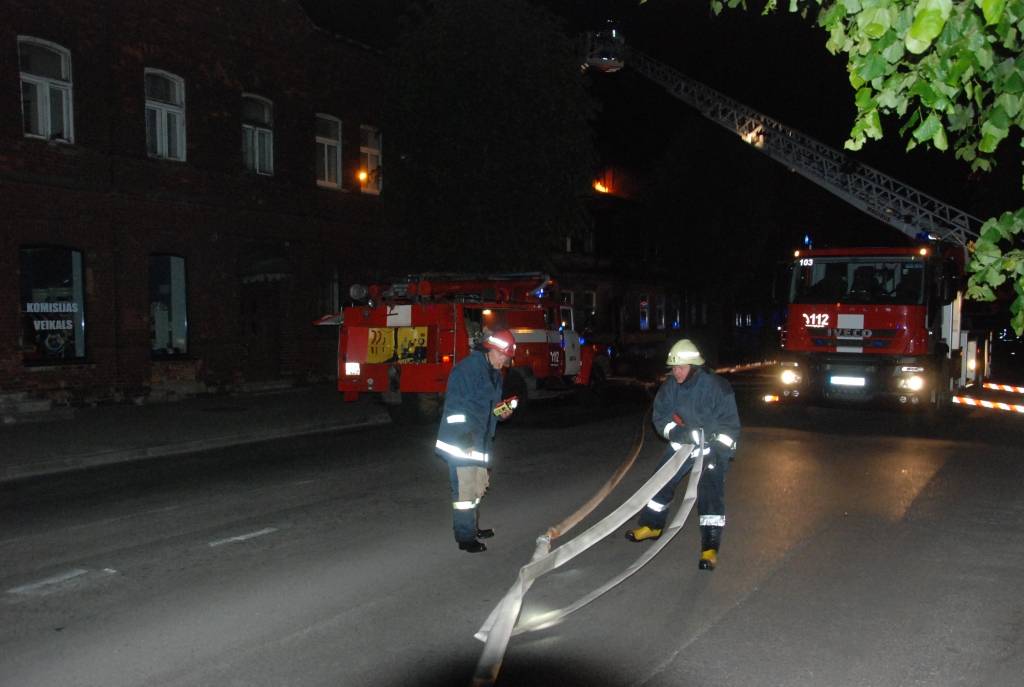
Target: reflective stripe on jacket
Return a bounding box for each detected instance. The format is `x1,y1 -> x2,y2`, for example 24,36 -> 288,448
435,349 -> 503,465
653,366 -> 741,456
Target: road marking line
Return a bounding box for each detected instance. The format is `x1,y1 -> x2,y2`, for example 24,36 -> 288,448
208,527 -> 278,548
6,568 -> 89,595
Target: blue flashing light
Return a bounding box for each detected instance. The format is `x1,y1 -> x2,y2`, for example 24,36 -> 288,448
579,336 -> 586,345
803,233 -> 812,248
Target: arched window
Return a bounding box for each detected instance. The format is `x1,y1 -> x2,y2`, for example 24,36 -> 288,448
18,37 -> 73,142
145,69 -> 186,160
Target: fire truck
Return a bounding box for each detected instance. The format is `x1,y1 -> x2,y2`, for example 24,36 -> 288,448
768,245 -> 990,407
319,273 -> 609,422
583,31 -> 992,407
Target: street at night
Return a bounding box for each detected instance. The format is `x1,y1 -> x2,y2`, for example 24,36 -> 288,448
3,382 -> 1022,687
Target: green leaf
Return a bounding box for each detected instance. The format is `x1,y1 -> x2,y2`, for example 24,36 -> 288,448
906,0 -> 953,54
857,52 -> 889,81
979,119 -> 1009,152
978,0 -> 1007,25
912,112 -> 942,141
858,7 -> 892,38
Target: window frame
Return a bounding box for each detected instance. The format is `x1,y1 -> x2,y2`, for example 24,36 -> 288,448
149,254 -> 190,358
144,68 -> 187,161
241,93 -> 274,176
19,244 -> 87,364
359,124 -> 382,194
315,113 -> 342,189
17,36 -> 74,143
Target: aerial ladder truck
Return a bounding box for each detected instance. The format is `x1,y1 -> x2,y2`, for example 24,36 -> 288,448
585,29 -> 990,407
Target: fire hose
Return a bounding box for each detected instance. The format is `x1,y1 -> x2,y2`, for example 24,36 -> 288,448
470,407 -> 705,686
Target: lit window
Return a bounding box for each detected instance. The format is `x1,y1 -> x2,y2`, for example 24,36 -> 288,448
316,114 -> 342,188
18,37 -> 73,142
150,255 -> 188,357
19,246 -> 86,363
359,125 -> 382,194
145,70 -> 186,160
242,94 -> 274,175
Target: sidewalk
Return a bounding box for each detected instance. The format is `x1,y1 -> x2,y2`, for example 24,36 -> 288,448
0,383 -> 391,483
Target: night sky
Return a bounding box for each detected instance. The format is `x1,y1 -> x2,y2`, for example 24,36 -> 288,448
301,0 -> 1022,252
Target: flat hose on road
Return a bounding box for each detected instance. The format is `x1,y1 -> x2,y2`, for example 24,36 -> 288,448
472,402 -> 704,687
544,403 -> 651,541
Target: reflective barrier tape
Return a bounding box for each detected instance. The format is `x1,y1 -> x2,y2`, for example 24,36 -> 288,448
983,382 -> 1024,395
471,445 -> 701,687
952,395 -> 1024,414
446,414 -> 467,423
713,360 -> 777,374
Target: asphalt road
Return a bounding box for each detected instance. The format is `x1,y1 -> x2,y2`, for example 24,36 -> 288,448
1,383 -> 1022,687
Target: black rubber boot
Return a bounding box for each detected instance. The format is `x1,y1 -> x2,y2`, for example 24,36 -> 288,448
458,540 -> 487,553
698,525 -> 722,570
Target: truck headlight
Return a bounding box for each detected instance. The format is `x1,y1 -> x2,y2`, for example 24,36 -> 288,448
899,375 -> 924,391
344,362 -> 361,376
780,369 -> 801,385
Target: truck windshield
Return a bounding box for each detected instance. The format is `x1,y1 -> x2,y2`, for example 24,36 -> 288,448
790,257 -> 925,305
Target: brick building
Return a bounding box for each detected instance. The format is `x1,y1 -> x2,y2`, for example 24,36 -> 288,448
1,0 -> 386,404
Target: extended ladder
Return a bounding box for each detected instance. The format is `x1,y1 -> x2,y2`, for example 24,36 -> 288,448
627,49 -> 983,247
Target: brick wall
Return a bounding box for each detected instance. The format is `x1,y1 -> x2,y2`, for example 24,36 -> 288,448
0,0 -> 384,401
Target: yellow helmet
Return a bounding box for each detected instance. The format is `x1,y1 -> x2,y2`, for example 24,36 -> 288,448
666,338 -> 704,366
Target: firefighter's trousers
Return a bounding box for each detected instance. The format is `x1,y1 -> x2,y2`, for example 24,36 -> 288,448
446,461 -> 488,543
638,446 -> 730,532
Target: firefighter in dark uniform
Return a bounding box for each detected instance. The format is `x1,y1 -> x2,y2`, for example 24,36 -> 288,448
626,339 -> 741,570
434,330 -> 517,553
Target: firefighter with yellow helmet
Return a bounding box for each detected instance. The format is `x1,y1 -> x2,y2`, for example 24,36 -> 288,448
625,338 -> 741,570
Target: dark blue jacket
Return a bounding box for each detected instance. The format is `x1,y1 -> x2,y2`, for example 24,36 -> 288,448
653,366 -> 741,458
434,350 -> 503,465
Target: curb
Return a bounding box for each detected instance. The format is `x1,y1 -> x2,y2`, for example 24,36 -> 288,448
0,413 -> 391,484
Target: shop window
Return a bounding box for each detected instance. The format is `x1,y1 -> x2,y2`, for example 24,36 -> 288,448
150,255 -> 188,357
145,69 -> 186,160
242,94 -> 274,175
359,125 -> 382,194
19,246 -> 86,363
316,114 -> 342,188
18,37 -> 73,142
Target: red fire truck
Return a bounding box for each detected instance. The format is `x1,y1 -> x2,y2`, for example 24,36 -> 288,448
318,273 -> 609,422
768,245 -> 990,408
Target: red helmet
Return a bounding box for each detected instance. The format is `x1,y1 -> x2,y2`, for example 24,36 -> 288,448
483,329 -> 516,359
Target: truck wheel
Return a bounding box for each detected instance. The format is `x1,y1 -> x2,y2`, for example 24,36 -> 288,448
386,393 -> 441,425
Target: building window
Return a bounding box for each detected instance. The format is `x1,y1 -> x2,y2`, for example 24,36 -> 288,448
150,255 -> 188,357
316,114 -> 342,188
561,290 -> 574,306
656,294 -> 666,330
145,70 -> 186,160
242,94 -> 274,175
18,37 -> 73,142
359,125 -> 382,194
670,295 -> 681,329
639,293 -> 650,331
19,246 -> 86,363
